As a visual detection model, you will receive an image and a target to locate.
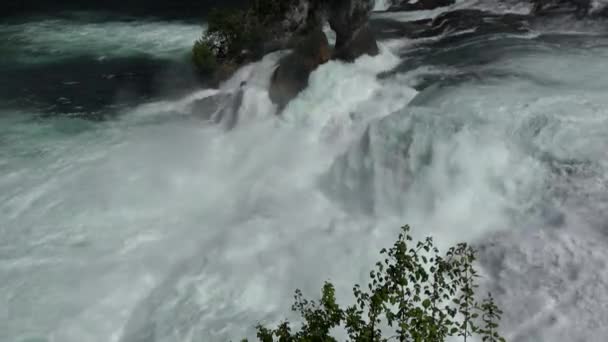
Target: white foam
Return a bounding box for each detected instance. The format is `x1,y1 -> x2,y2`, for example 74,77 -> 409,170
0,13 -> 203,63
2,9 -> 608,342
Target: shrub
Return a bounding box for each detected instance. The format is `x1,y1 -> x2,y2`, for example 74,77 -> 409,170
243,225 -> 506,342
192,38 -> 218,74
192,0 -> 296,74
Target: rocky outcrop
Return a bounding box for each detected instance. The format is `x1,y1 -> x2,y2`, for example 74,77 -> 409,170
328,0 -> 379,60
260,0 -> 380,61
193,0 -> 380,109
387,0 -> 455,11
268,28 -> 331,110
259,0 -> 319,53
332,24 -> 379,61
267,0 -> 379,109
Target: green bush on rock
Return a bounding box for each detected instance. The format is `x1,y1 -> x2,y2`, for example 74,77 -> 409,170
243,225 -> 506,342
192,8 -> 251,73
192,1 -> 287,75
192,38 -> 218,74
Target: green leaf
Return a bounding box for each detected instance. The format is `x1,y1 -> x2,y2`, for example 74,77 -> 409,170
240,224 -> 504,342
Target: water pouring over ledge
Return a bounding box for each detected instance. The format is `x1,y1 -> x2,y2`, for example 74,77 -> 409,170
1,2 -> 608,342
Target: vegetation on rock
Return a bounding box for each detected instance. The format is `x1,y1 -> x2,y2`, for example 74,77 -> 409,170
192,7 -> 262,74
242,225 -> 506,342
192,0 -> 301,75
192,0 -> 379,84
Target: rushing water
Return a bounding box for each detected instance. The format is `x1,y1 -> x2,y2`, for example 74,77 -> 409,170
1,6 -> 608,342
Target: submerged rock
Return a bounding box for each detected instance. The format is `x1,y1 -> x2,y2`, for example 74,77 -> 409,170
436,9 -> 528,31
531,0 -> 591,17
269,28 -> 331,110
387,0 -> 455,12
413,9 -> 530,39
190,85 -> 245,129
191,93 -> 231,121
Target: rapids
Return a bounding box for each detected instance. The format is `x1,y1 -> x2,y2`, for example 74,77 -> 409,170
1,5 -> 608,342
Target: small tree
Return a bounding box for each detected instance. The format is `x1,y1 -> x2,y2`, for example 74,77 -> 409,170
243,225 -> 505,342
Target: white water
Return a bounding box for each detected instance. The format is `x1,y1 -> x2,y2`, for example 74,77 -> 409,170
0,14 -> 203,64
374,0 -> 392,11
2,8 -> 608,342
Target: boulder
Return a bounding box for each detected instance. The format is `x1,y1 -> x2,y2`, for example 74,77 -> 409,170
268,28 -> 331,110
328,0 -> 379,60
266,0 -> 381,108
332,24 -> 379,62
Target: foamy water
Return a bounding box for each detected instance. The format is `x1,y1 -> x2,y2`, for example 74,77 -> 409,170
1,7 -> 608,342
0,14 -> 203,64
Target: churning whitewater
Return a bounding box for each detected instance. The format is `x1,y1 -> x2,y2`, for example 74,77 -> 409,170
1,4 -> 608,342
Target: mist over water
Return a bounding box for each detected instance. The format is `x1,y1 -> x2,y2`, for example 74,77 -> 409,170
1,7 -> 608,342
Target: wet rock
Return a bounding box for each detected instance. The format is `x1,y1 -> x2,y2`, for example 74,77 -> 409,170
191,93 -> 231,121
328,0 -> 379,61
190,85 -> 245,129
369,17 -> 432,40
268,28 -> 331,110
387,0 -> 455,12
